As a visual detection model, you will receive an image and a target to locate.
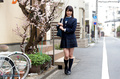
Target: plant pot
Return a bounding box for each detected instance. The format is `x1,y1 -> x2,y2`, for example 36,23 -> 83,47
117,32 -> 120,37
49,60 -> 52,68
44,62 -> 49,70
40,62 -> 49,73
41,60 -> 52,71
29,65 -> 41,73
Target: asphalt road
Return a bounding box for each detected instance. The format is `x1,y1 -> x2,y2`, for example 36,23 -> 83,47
46,37 -> 120,79
106,37 -> 120,79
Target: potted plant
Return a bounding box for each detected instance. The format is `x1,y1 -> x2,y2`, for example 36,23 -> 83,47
42,54 -> 52,70
35,53 -> 52,72
27,54 -> 45,73
117,25 -> 120,37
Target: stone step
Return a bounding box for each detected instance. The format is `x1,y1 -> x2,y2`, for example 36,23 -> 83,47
55,57 -> 75,69
51,36 -> 80,39
77,39 -> 88,48
50,39 -> 88,48
45,50 -> 64,61
37,45 -> 53,53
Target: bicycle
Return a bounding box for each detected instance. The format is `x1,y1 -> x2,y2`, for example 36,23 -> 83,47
0,56 -> 15,79
0,51 -> 31,79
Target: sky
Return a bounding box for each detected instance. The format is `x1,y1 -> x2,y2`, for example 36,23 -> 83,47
84,0 -> 120,24
85,0 -> 120,7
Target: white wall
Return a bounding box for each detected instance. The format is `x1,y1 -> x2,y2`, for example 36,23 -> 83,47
64,0 -> 85,22
104,22 -> 120,36
0,0 -> 25,44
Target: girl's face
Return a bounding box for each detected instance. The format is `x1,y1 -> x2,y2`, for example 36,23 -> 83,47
66,10 -> 72,17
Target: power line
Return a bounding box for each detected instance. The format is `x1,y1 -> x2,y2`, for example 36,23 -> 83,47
98,1 -> 120,3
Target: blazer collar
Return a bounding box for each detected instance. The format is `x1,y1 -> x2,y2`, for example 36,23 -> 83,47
63,17 -> 73,25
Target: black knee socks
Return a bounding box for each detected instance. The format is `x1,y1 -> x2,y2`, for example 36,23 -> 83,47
69,59 -> 73,71
64,59 -> 68,69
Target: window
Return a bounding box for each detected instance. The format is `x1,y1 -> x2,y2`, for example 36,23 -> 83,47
106,16 -> 107,18
85,3 -> 89,10
118,11 -> 120,14
0,0 -> 3,2
92,14 -> 94,17
112,24 -> 115,26
92,14 -> 96,18
92,11 -> 96,13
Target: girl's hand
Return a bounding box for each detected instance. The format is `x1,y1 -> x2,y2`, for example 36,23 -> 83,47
59,26 -> 64,31
58,23 -> 63,26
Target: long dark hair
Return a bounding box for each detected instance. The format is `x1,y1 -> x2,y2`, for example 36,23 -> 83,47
64,6 -> 74,18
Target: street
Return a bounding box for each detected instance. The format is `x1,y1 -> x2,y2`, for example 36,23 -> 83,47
46,37 -> 120,79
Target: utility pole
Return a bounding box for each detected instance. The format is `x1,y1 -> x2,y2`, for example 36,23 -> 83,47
95,0 -> 98,42
113,7 -> 116,37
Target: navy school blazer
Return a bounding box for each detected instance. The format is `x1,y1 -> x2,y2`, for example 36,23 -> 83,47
62,17 -> 77,39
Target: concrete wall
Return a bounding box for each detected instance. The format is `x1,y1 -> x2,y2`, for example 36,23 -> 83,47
0,0 -> 25,44
0,0 -> 86,44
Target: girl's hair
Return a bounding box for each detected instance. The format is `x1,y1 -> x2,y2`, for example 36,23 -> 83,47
64,5 -> 74,18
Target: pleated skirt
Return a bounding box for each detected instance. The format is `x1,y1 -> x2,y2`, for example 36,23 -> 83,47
60,38 -> 77,48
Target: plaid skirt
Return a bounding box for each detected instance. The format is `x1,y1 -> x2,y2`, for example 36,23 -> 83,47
60,38 -> 77,48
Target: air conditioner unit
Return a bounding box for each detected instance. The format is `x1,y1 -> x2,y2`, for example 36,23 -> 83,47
0,0 -> 3,2
60,0 -> 64,3
53,0 -> 64,3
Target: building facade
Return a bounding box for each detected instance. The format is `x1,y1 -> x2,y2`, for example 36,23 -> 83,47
0,0 -> 87,47
84,0 -> 96,43
0,0 -> 25,44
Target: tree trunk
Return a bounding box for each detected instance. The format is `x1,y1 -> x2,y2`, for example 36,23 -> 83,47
33,24 -> 50,46
25,25 -> 36,54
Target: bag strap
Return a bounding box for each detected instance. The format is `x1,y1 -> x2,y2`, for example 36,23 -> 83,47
60,18 -> 63,23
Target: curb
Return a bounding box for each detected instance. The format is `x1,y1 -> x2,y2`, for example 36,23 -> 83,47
88,43 -> 95,47
39,66 -> 58,79
26,66 -> 58,79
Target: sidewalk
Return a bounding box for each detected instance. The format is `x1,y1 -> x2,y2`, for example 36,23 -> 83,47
0,42 -> 97,79
45,38 -> 103,79
46,58 -> 80,79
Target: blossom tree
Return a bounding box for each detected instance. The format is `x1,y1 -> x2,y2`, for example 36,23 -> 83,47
14,0 -> 64,54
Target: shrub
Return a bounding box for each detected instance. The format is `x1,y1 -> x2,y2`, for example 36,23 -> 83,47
27,54 -> 45,66
55,44 -> 62,50
35,53 -> 52,62
117,25 -> 120,32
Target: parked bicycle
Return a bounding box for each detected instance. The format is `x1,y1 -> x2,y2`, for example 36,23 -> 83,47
0,51 -> 31,79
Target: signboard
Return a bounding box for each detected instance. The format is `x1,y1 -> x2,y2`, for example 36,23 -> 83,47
94,22 -> 97,25
93,16 -> 97,19
12,0 -> 17,4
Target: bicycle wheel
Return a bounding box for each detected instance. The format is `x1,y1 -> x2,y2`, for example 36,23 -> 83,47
0,57 -> 15,79
8,53 -> 30,79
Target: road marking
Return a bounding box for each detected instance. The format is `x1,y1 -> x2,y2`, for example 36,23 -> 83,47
111,37 -> 120,41
101,37 -> 109,79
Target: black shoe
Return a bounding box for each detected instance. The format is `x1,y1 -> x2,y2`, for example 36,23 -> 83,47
64,68 -> 68,75
67,70 -> 71,75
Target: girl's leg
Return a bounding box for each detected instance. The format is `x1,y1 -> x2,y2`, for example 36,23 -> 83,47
63,48 -> 69,75
63,48 -> 69,60
69,48 -> 74,59
68,48 -> 74,75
